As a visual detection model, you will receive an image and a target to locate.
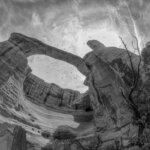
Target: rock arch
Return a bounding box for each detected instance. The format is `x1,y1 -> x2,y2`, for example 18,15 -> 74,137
8,33 -> 89,75
6,32 -> 93,112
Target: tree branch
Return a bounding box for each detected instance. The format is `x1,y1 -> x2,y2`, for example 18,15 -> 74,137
119,37 -> 136,85
119,36 -> 141,119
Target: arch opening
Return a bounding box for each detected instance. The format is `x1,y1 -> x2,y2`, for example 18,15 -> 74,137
28,54 -> 88,93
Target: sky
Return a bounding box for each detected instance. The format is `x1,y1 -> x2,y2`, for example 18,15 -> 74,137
0,0 -> 150,92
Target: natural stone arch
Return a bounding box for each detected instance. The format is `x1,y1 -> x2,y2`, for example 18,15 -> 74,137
7,33 -> 93,112
8,33 -> 89,76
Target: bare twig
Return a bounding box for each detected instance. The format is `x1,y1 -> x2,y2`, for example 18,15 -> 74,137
95,135 -> 102,150
119,36 -> 141,119
129,36 -> 142,109
73,140 -> 88,150
132,35 -> 142,85
119,37 -> 136,85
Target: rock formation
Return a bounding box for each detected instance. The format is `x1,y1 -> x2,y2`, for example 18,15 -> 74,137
0,33 -> 150,150
24,73 -> 80,110
0,124 -> 27,150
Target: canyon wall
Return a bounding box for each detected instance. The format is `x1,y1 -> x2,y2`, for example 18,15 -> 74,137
24,73 -> 80,110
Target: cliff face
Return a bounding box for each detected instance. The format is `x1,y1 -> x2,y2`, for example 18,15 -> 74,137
0,33 -> 149,150
23,73 -> 80,110
0,40 -> 30,86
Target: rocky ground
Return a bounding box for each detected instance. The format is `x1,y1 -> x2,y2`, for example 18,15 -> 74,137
0,33 -> 150,150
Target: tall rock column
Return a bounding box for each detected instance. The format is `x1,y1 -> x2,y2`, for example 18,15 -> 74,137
0,123 -> 27,150
11,126 -> 27,150
83,51 -> 133,129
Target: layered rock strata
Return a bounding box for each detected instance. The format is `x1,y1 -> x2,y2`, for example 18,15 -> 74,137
24,73 -> 80,110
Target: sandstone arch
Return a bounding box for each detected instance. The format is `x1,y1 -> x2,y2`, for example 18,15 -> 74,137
8,33 -> 89,76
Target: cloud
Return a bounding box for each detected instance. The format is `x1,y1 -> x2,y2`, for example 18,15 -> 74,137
1,0 -> 149,44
